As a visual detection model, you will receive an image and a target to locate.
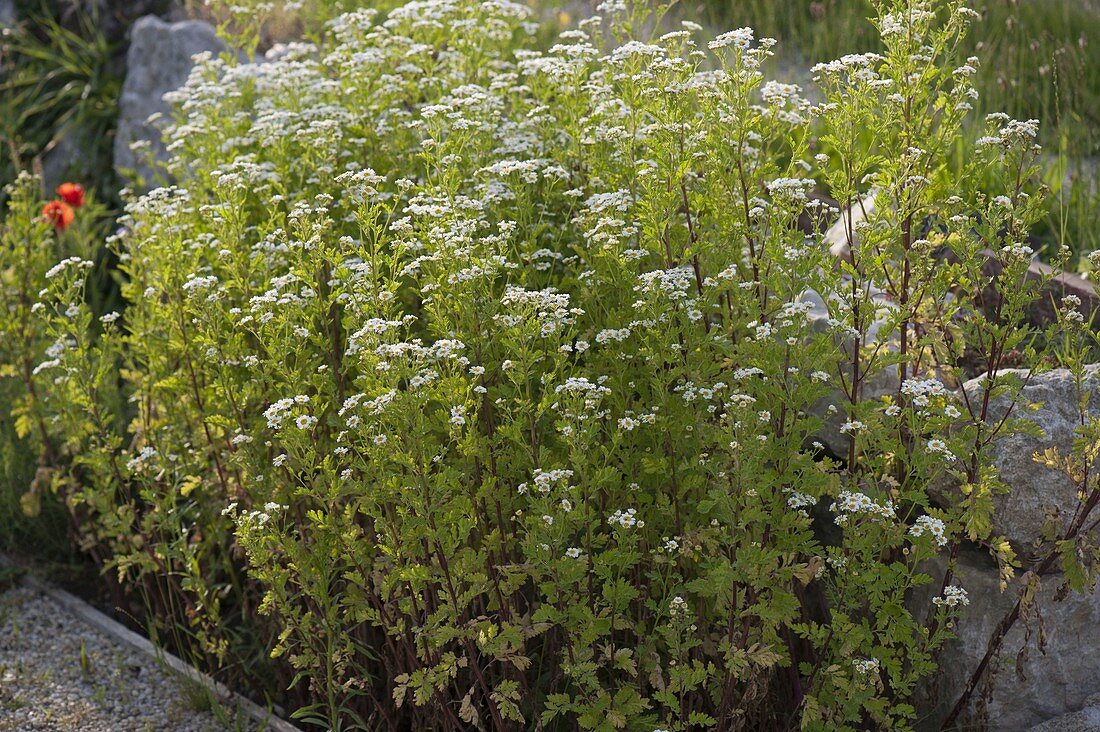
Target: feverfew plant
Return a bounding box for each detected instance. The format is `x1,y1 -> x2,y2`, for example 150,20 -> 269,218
15,0 -> 1070,729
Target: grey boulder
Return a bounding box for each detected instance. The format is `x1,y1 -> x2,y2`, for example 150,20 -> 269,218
823,190 -> 877,263
914,549 -> 1100,731
1029,693 -> 1100,731
955,367 -> 1100,559
114,15 -> 224,188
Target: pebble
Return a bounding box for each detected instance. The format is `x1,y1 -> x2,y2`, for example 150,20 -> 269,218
0,586 -> 244,731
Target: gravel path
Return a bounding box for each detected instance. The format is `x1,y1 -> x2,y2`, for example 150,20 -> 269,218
0,586 -> 241,732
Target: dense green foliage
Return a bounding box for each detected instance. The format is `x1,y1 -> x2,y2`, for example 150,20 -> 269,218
4,0 -> 1100,729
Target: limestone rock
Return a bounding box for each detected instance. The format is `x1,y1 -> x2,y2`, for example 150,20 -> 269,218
114,15 -> 224,188
913,549 -> 1100,731
1028,693 -> 1100,731
823,190 -> 877,263
957,366 -> 1100,557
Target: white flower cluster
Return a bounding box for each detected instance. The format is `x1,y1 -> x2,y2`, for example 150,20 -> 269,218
518,468 -> 574,495
1001,242 -> 1034,260
879,8 -> 935,36
908,514 -> 948,547
32,336 -> 75,376
900,377 -> 948,406
829,490 -> 896,526
265,395 -> 311,429
708,27 -> 753,51
595,328 -> 632,345
674,380 -> 730,406
126,446 -> 158,473
838,420 -> 865,435
499,286 -> 582,336
553,376 -> 612,423
853,658 -> 880,676
933,585 -> 969,608
607,507 -> 642,529
45,257 -> 94,280
346,318 -> 405,355
976,114 -> 1040,149
635,266 -> 698,303
766,177 -> 816,203
787,492 -> 816,517
811,53 -> 885,84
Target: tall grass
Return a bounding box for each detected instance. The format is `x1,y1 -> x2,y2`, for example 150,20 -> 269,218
689,0 -> 1099,136
0,5 -> 121,204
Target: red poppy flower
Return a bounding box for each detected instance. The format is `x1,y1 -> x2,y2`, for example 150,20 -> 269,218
55,182 -> 85,208
42,200 -> 75,232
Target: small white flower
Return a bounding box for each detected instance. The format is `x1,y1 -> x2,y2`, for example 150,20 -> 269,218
829,490 -> 895,526
607,507 -> 638,529
933,585 -> 969,608
926,438 -> 952,457
909,515 -> 948,547
853,658 -> 880,676
787,492 -> 816,514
